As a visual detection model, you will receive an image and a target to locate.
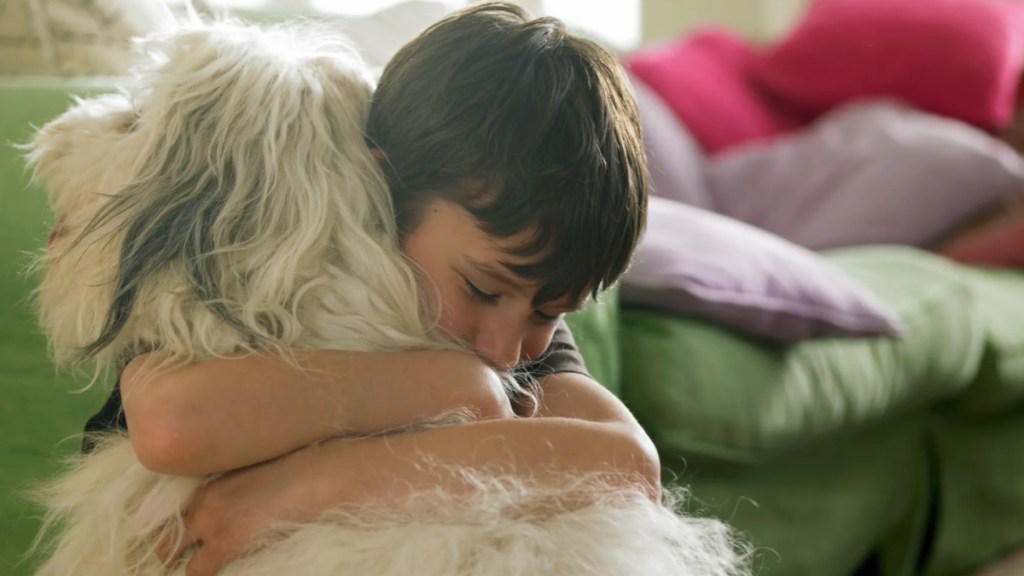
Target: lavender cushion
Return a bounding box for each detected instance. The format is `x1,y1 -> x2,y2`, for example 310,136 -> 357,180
630,74 -> 713,209
621,197 -> 905,342
706,101 -> 1024,251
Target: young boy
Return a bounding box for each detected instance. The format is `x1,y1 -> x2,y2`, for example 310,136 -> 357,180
86,3 -> 652,573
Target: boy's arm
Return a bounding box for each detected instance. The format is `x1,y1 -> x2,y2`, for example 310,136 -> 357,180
124,324 -> 651,478
122,349 -> 514,476
532,370 -> 659,470
534,371 -> 639,423
170,414 -> 660,576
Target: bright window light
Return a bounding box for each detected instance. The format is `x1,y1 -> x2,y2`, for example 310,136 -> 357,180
542,0 -> 641,50
209,0 -> 269,9
310,0 -> 430,16
211,0 -> 464,16
205,0 -> 642,49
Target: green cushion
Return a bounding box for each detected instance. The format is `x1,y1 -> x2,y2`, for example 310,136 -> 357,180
924,408 -> 1024,576
1,79 -> 118,575
949,267 -> 1024,415
924,267 -> 1024,575
619,246 -> 998,575
564,285 -> 621,396
675,419 -> 929,576
620,246 -> 1024,575
620,246 -> 984,460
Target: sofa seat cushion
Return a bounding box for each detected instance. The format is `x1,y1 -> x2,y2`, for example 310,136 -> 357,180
675,419 -> 929,576
924,409 -> 1024,576
620,246 -> 984,459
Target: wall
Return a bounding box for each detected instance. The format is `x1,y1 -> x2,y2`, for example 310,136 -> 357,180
640,0 -> 808,44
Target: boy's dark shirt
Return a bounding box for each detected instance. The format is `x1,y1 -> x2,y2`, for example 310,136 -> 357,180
82,321 -> 589,453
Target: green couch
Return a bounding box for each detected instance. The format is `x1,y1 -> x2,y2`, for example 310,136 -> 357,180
3,79 -> 1023,576
622,249 -> 1024,576
1,79 -> 114,576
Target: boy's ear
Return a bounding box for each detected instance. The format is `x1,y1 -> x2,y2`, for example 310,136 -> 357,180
369,148 -> 386,161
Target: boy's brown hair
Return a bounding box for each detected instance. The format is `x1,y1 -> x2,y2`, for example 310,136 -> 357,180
366,1 -> 647,306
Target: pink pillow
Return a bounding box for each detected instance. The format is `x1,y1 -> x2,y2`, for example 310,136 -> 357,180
625,28 -> 804,154
751,0 -> 1024,131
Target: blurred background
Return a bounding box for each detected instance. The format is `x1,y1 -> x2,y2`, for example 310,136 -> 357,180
0,0 -> 812,76
200,0 -> 813,48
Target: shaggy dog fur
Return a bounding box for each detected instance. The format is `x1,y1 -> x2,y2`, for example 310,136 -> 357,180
27,18 -> 750,576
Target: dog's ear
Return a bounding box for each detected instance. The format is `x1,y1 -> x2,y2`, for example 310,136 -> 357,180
80,21 -> 393,359
25,94 -> 144,368
25,94 -> 137,226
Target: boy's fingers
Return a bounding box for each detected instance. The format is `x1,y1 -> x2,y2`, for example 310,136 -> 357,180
187,542 -> 231,576
152,521 -> 199,567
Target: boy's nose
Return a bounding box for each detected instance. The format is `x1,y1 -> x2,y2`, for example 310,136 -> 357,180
473,324 -> 522,372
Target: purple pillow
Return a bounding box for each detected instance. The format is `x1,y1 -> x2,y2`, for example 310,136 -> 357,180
630,73 -> 714,209
706,101 -> 1024,250
621,197 -> 905,342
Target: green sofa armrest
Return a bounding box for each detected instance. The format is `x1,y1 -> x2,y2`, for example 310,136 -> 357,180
564,285 -> 621,396
1,78 -> 121,575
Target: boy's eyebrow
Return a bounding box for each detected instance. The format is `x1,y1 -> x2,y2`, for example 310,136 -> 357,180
467,257 -> 530,290
560,295 -> 590,313
566,300 -> 586,312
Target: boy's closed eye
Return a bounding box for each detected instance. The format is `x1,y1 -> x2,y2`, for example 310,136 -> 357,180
463,275 -> 499,304
461,274 -> 563,324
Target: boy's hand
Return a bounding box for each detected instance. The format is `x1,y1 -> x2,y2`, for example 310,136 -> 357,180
156,444 -> 337,576
158,405 -> 657,576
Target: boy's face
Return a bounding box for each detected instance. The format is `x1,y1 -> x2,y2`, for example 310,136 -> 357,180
401,199 -> 583,371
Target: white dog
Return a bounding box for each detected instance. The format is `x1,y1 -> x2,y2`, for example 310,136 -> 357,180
27,18 -> 749,576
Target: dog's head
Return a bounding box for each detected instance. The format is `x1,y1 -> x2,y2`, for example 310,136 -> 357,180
28,90 -> 141,369
29,20 -> 435,371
